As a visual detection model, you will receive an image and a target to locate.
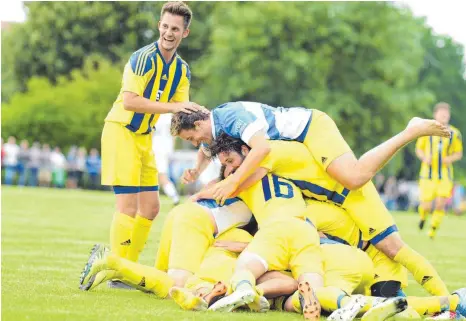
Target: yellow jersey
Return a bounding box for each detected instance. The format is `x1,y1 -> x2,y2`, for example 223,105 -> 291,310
260,141 -> 350,206
105,41 -> 190,134
416,126 -> 463,181
238,173 -> 307,227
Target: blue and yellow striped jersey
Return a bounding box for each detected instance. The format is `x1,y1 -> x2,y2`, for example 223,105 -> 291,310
105,41 -> 191,134
416,125 -> 463,181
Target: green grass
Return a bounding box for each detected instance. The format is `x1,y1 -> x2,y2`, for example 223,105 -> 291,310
2,186 -> 466,321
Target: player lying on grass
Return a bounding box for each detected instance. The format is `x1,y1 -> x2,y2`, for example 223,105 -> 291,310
198,132 -> 451,298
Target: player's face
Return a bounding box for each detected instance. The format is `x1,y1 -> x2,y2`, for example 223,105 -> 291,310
179,128 -> 212,147
434,108 -> 450,125
158,13 -> 189,53
218,150 -> 246,177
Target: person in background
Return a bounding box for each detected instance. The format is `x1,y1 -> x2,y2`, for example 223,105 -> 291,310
27,142 -> 41,187
3,136 -> 20,185
86,148 -> 101,190
51,147 -> 67,188
17,140 -> 30,186
152,113 -> 180,205
452,183 -> 465,216
66,146 -> 79,189
384,176 -> 399,211
374,173 -> 386,202
76,147 -> 87,188
38,144 -> 52,187
1,138 -> 5,169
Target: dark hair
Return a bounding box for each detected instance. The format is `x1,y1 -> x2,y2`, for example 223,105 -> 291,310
209,132 -> 249,158
219,164 -> 226,180
170,111 -> 210,136
161,2 -> 193,29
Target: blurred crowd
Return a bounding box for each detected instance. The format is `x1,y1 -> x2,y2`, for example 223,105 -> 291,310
375,174 -> 466,215
1,136 -> 102,190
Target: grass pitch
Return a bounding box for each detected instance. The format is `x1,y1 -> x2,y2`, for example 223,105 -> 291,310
2,186 -> 466,320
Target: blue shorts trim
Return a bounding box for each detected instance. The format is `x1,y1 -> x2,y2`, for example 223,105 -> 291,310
370,225 -> 398,245
296,114 -> 312,143
113,185 -> 159,194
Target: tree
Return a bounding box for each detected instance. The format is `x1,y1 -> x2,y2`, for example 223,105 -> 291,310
194,2 -> 433,155
2,56 -> 123,149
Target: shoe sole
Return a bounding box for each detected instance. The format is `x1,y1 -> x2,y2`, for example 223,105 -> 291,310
208,288 -> 256,312
107,280 -> 136,290
299,281 -> 321,320
362,297 -> 408,321
328,295 -> 367,321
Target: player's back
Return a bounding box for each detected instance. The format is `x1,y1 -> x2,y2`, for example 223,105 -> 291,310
105,42 -> 190,135
212,101 -> 312,141
238,173 -> 307,226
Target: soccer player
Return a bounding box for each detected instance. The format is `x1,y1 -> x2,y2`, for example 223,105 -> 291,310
100,1 -> 207,287
152,113 -> 180,205
416,102 -> 463,239
203,131 -> 451,298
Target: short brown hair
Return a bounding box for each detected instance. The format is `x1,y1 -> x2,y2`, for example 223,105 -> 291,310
161,2 -> 193,29
170,111 -> 210,136
434,102 -> 450,113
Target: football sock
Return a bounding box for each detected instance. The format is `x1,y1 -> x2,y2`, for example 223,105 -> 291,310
407,294 -> 459,316
162,181 -> 180,204
126,215 -> 153,262
394,245 -> 449,296
429,210 -> 445,239
109,212 -> 135,258
315,286 -> 350,312
231,270 -> 256,292
108,254 -> 173,298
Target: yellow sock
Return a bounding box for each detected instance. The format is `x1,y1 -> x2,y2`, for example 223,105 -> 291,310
126,215 -> 153,262
109,212 -> 135,258
108,254 -> 174,298
315,286 -> 350,312
394,245 -> 449,296
231,270 -> 256,292
418,206 -> 426,221
407,295 -> 459,316
291,290 -> 301,313
429,210 -> 445,238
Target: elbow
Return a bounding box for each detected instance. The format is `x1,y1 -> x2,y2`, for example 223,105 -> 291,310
122,93 -> 136,111
344,175 -> 371,190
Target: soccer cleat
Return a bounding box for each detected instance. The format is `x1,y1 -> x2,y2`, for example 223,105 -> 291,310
171,281 -> 227,311
425,311 -> 464,320
79,244 -> 115,291
208,285 -> 258,312
419,220 -> 425,230
298,281 -> 321,320
454,288 -> 466,318
328,295 -> 368,321
361,297 -> 408,321
386,306 -> 421,320
107,280 -> 135,290
248,295 -> 270,313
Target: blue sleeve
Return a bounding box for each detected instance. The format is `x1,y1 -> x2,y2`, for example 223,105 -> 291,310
215,105 -> 257,139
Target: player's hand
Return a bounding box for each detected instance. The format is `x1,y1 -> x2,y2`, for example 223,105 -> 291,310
189,193 -> 201,202
181,168 -> 200,184
214,241 -> 248,253
172,102 -> 209,114
443,156 -> 453,165
212,178 -> 239,205
423,155 -> 432,165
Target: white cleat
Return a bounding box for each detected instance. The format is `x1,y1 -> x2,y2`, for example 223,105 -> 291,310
328,295 -> 368,321
425,311 -> 465,320
362,297 -> 408,321
208,287 -> 257,312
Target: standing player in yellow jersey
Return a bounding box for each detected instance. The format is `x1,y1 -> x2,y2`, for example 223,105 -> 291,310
101,1 -> 206,286
416,102 -> 463,239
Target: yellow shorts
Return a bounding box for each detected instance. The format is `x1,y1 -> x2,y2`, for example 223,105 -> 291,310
101,121 -> 158,190
365,244 -> 408,288
246,217 -> 323,279
419,179 -> 453,202
343,181 -> 396,243
303,109 -> 352,171
195,228 -> 253,284
305,199 -> 361,247
322,244 -> 374,296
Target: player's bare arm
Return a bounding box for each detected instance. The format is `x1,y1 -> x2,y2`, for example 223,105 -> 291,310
327,117 -> 451,190
211,133 -> 271,203
443,151 -> 463,165
181,147 -> 211,184
415,146 -> 432,164
122,92 -> 205,114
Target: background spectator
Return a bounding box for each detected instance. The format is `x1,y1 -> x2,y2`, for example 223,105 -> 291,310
66,146 -> 78,189
51,147 -> 66,188
27,142 -> 41,187
17,140 -> 30,186
38,144 -> 52,187
3,136 -> 20,185
86,148 -> 101,190
384,176 -> 399,211
76,147 -> 87,188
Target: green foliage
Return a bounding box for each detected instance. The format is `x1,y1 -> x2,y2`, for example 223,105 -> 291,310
2,56 -> 123,149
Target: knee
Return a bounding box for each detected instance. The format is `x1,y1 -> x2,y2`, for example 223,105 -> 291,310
374,234 -> 404,259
